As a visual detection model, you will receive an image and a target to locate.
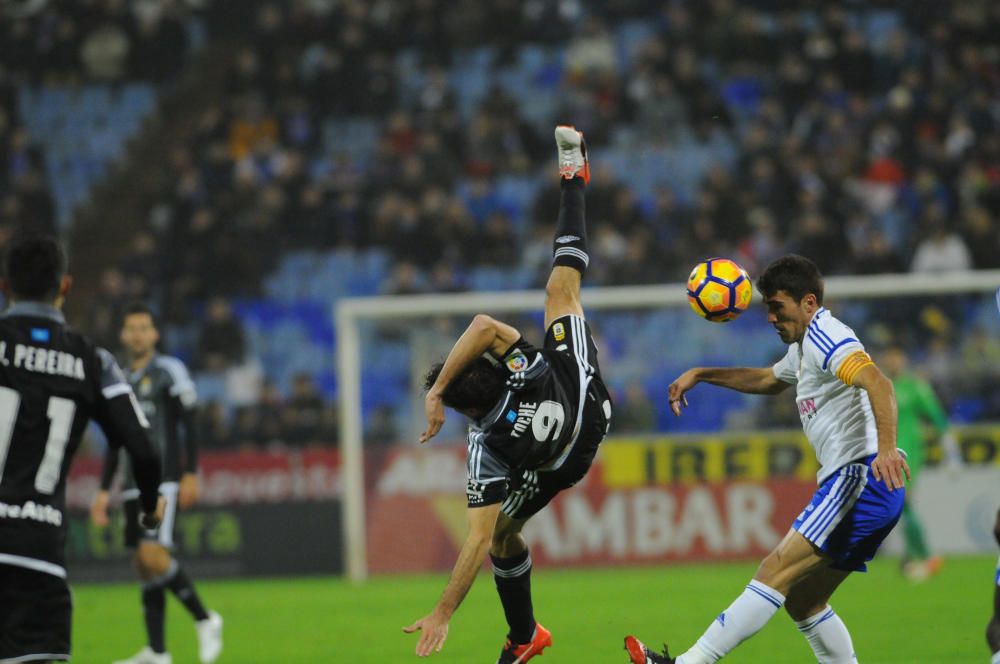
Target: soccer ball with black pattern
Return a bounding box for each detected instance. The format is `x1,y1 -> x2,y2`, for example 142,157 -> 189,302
686,258 -> 752,322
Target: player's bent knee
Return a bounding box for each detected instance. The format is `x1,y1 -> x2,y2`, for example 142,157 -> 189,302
137,543 -> 171,576
490,523 -> 527,558
784,597 -> 826,622
753,550 -> 783,584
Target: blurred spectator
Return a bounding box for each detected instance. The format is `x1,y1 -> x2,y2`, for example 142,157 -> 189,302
565,18 -> 616,79
80,20 -> 131,81
366,405 -> 400,445
197,400 -> 233,449
910,220 -> 973,273
614,383 -> 656,434
960,206 -> 1000,270
233,379 -> 285,446
283,373 -> 325,446
85,268 -> 130,350
196,297 -> 247,371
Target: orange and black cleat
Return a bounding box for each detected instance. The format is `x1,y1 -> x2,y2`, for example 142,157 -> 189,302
497,623 -> 553,664
624,635 -> 675,664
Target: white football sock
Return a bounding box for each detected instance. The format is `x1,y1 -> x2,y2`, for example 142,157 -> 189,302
675,580 -> 786,664
795,607 -> 857,663
991,650 -> 1000,664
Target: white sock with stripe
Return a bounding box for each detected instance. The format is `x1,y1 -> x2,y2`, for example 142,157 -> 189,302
795,607 -> 857,663
675,580 -> 786,664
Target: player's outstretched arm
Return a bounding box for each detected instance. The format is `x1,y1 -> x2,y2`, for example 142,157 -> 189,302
404,502 -> 502,656
851,363 -> 909,491
669,367 -> 791,416
421,315 -> 521,443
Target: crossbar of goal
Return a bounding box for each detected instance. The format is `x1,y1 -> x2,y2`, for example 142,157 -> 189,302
336,269 -> 1000,581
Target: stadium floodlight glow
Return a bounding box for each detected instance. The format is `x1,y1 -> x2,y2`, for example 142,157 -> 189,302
336,268 -> 1000,582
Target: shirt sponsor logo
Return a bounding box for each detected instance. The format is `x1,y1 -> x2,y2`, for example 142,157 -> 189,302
0,501 -> 63,526
506,350 -> 529,373
797,398 -> 817,420
553,323 -> 565,341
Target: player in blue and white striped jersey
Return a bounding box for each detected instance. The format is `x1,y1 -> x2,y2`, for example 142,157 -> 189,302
626,254 -> 909,664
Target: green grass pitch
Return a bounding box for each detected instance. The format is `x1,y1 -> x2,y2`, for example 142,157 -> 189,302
73,556 -> 993,662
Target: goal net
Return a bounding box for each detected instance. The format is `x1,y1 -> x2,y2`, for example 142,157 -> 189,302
337,270 -> 1000,581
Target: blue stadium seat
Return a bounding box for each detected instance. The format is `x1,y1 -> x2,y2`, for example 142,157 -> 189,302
19,83 -> 160,227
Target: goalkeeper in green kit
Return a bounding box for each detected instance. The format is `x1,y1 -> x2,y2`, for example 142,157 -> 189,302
882,345 -> 962,581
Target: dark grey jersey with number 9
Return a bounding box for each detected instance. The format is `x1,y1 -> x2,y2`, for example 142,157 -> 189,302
465,321 -> 602,508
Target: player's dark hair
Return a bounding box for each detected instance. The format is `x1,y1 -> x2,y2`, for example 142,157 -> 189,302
3,234 -> 67,301
423,358 -> 506,415
757,254 -> 824,305
122,301 -> 158,329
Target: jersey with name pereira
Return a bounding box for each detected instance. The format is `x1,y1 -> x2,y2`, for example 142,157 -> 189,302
120,354 -> 197,491
465,317 -> 603,508
0,304 -> 151,575
772,307 -> 877,482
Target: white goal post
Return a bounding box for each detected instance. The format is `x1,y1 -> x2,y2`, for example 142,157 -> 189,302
336,269 -> 1000,581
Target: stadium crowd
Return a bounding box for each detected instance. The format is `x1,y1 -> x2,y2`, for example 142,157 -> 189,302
3,0 -> 1000,446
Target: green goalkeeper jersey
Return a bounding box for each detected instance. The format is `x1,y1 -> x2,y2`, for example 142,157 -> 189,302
892,373 -> 949,473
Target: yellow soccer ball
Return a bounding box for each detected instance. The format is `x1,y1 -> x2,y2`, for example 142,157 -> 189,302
686,258 -> 753,322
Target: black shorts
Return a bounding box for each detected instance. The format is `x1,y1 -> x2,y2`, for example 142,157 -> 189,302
0,563 -> 71,661
502,314 -> 612,520
124,482 -> 179,549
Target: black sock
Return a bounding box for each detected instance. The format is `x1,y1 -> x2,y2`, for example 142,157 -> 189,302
166,565 -> 210,621
552,177 -> 589,275
142,586 -> 167,654
491,549 -> 536,645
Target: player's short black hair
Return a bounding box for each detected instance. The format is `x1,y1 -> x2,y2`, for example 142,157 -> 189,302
757,254 -> 824,305
423,358 -> 506,415
3,235 -> 67,301
121,301 -> 158,328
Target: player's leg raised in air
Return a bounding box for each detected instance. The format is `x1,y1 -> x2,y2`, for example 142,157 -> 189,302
490,125 -> 598,664
543,125 -> 590,328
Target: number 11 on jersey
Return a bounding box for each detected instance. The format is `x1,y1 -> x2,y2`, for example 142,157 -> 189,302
0,385 -> 76,494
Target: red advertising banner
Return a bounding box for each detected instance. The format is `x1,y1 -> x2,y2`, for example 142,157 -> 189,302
365,442 -> 816,574
64,449 -> 343,580
66,449 -> 341,510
